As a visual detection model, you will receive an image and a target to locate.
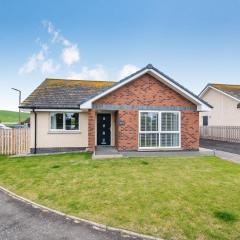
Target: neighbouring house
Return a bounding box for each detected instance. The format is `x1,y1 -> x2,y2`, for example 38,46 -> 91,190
199,84 -> 240,126
20,64 -> 211,154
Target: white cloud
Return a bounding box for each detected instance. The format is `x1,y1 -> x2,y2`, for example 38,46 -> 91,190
42,20 -> 63,44
41,59 -> 60,74
43,20 -> 80,65
68,65 -> 108,80
19,41 -> 59,75
19,46 -> 47,74
118,64 -> 139,79
62,45 -> 80,65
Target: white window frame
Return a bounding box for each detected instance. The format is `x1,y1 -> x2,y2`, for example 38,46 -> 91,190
138,110 -> 181,150
49,112 -> 80,132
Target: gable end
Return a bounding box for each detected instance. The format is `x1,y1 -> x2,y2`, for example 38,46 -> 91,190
80,64 -> 212,111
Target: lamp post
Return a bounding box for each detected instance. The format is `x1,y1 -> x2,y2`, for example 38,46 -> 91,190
11,88 -> 22,124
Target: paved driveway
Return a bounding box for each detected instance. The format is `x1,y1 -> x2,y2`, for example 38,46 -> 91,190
0,190 -> 148,240
200,139 -> 240,155
200,139 -> 240,164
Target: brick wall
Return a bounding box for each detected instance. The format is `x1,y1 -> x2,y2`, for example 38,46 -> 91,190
93,73 -> 199,150
181,110 -> 199,150
117,110 -> 139,151
114,111 -> 119,148
95,73 -> 195,107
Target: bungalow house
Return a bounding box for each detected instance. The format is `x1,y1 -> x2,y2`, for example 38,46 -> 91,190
199,84 -> 240,126
20,64 -> 211,154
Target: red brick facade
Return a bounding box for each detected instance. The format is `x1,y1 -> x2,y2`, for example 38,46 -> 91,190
88,73 -> 199,151
88,109 -> 96,152
181,110 -> 199,150
115,110 -> 139,151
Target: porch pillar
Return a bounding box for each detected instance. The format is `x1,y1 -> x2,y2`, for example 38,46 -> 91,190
88,109 -> 96,152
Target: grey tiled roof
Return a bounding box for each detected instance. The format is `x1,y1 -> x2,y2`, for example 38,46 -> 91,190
20,79 -> 116,109
20,64 -> 212,109
209,84 -> 240,101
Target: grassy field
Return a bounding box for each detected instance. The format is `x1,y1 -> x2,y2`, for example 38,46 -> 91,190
0,110 -> 29,123
0,153 -> 240,239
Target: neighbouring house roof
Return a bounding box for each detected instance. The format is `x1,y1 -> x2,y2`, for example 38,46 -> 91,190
199,83 -> 240,103
20,64 -> 212,111
20,79 -> 116,109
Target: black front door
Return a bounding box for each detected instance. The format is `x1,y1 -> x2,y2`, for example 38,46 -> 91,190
97,114 -> 111,146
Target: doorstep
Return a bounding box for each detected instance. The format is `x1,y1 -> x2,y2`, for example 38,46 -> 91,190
92,146 -> 123,160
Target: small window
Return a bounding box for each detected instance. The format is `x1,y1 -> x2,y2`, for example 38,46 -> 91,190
50,112 -> 79,130
203,116 -> 208,126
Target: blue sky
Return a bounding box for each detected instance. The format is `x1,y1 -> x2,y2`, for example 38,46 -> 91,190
1,0 -> 240,111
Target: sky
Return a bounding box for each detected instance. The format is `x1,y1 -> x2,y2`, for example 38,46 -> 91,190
1,0 -> 240,111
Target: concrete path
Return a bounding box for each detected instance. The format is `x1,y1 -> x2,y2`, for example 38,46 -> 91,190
214,150 -> 240,164
0,190 -> 152,240
200,139 -> 240,164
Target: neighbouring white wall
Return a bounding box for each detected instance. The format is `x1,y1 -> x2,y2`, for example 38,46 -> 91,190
30,111 -> 88,148
200,88 -> 240,126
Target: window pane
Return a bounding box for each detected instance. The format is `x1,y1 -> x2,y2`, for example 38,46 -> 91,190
203,116 -> 208,126
140,112 -> 158,131
51,113 -> 63,129
65,113 -> 79,130
161,112 -> 179,131
140,113 -> 147,131
139,133 -> 159,147
161,133 -> 179,147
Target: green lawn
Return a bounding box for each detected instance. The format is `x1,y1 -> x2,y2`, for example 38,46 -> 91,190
0,110 -> 29,123
0,153 -> 240,239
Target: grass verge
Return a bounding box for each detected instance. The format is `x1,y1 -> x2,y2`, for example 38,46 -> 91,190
0,153 -> 240,239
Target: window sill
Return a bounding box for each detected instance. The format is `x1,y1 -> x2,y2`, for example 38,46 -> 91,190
48,130 -> 81,134
138,147 -> 182,151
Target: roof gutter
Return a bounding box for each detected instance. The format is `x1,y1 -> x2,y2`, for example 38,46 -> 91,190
19,106 -> 81,110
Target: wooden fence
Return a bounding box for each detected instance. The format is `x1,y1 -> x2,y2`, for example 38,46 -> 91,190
0,128 -> 30,155
200,126 -> 240,143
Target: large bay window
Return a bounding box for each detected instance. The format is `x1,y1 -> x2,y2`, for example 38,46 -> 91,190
139,111 -> 180,148
50,112 -> 79,131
